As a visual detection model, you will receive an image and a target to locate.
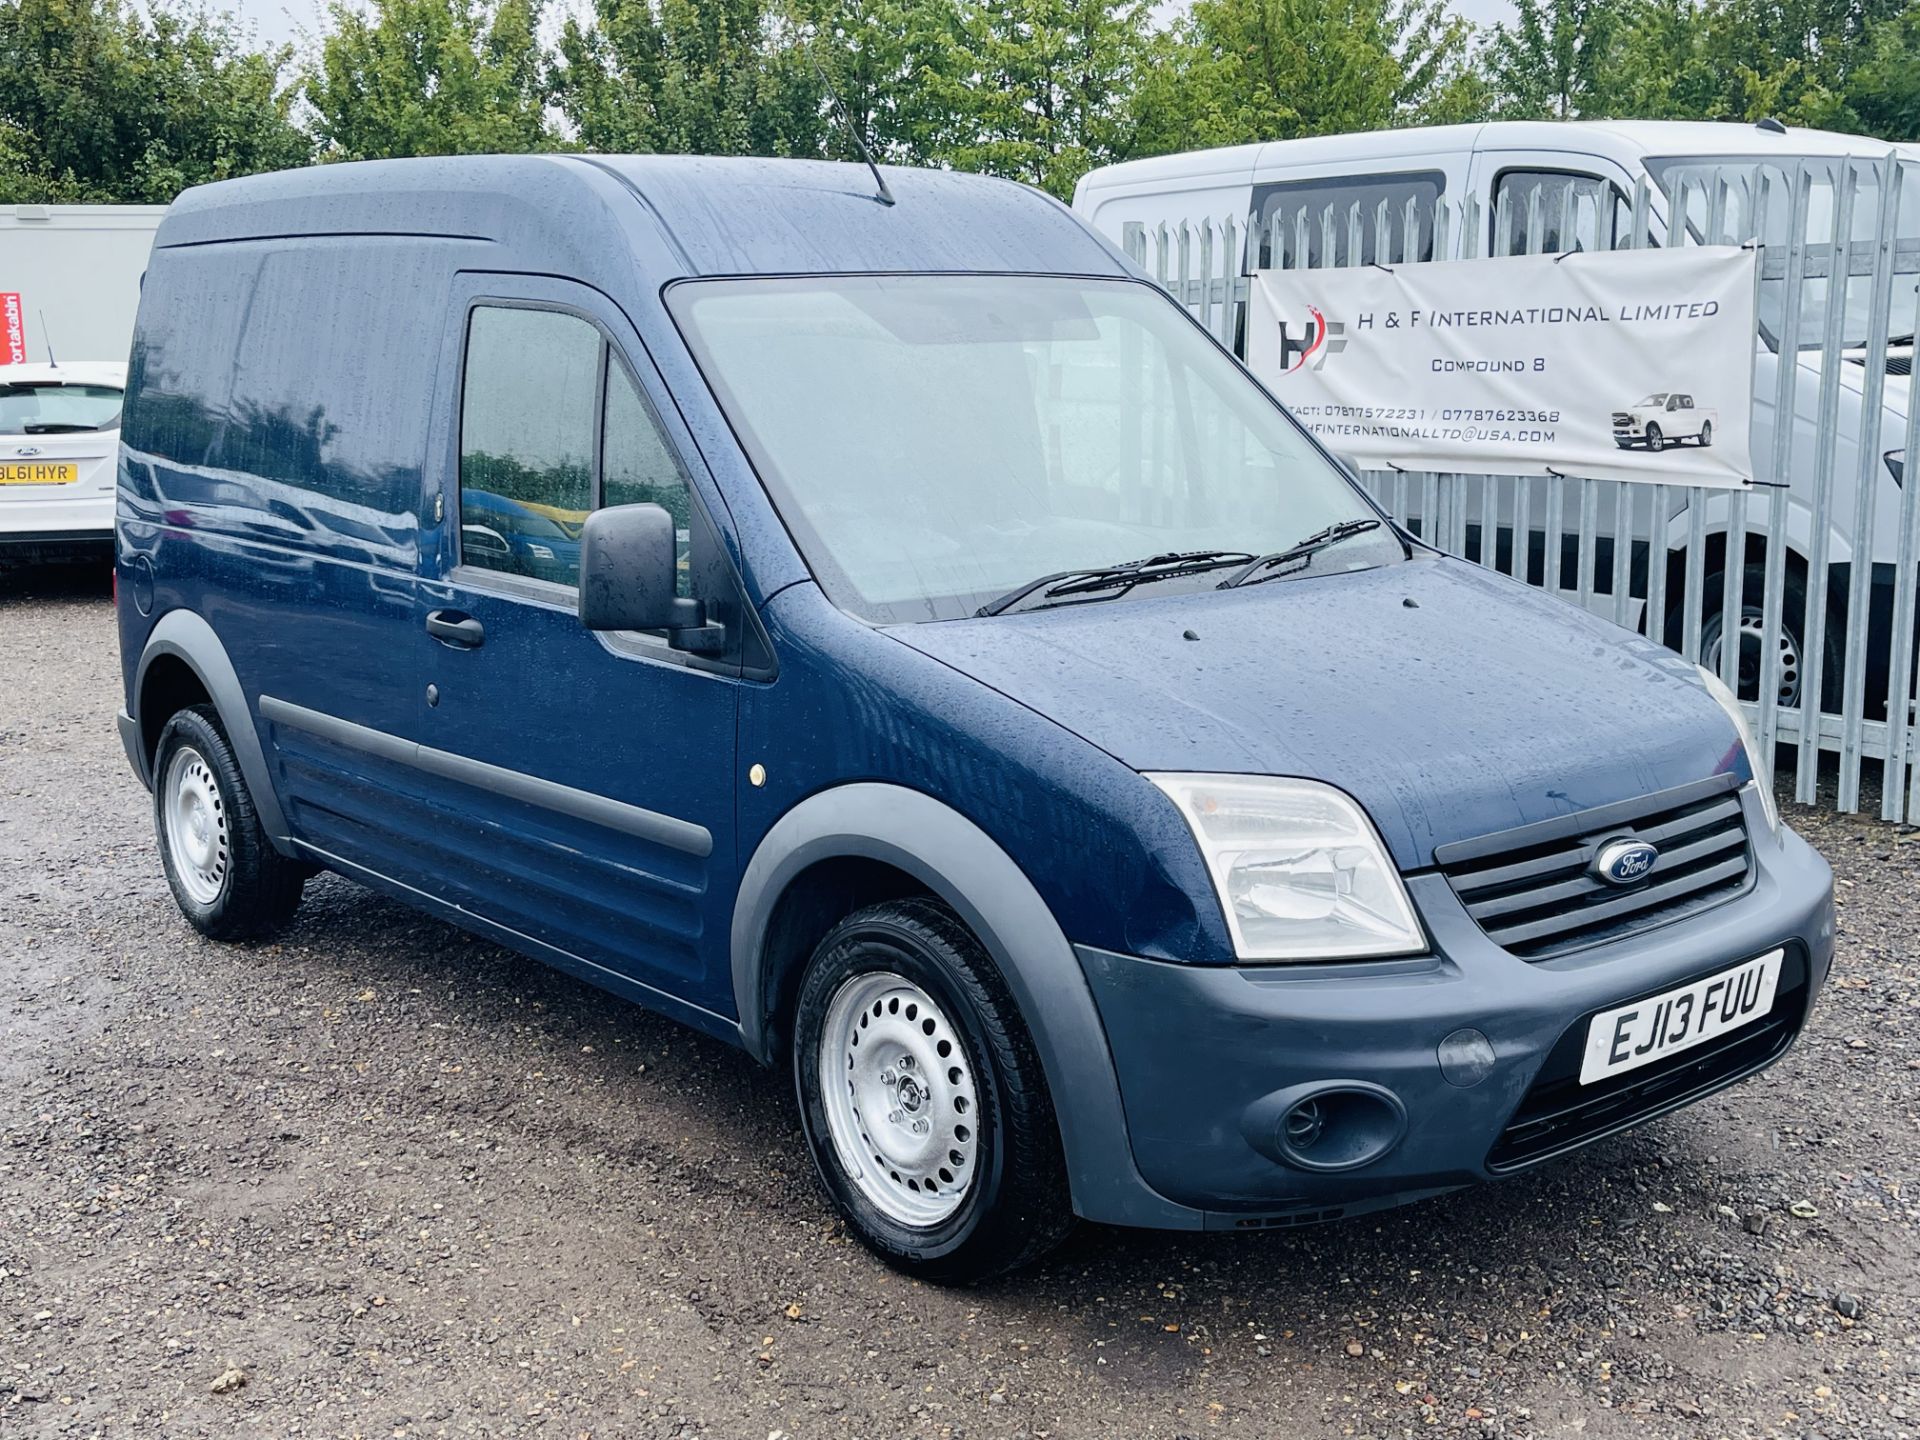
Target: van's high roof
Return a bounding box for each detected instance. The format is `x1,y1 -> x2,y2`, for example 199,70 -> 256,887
1075,119 -> 1919,200
157,154 -> 1126,281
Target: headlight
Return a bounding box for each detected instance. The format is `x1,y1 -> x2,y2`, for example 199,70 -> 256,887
1887,449 -> 1905,486
1148,774 -> 1425,961
527,543 -> 555,560
1696,665 -> 1780,835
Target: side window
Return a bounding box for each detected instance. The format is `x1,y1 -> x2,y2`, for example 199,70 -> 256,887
1492,169 -> 1631,256
601,361 -> 694,599
1250,170 -> 1446,269
459,306 -> 601,587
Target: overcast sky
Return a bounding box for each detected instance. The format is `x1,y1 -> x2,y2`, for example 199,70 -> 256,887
225,0 -> 1520,72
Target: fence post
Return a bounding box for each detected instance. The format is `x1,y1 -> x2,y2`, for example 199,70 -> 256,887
1758,165 -> 1812,775
1838,154 -> 1903,811
1795,162 -> 1860,801
1883,261 -> 1920,820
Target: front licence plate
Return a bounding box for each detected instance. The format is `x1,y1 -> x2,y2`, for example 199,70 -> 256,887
1580,949 -> 1783,1085
0,462 -> 78,485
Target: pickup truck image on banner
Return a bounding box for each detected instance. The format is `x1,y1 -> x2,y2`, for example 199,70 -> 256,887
1247,246 -> 1757,489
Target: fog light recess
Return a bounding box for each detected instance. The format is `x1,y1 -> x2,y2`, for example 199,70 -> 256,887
1245,1081 -> 1407,1173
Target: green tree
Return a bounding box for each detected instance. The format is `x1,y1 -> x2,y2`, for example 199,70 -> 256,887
0,0 -> 309,202
305,0 -> 553,160
552,0 -> 811,157
798,0 -> 960,165
1599,0 -> 1722,120
911,0 -> 1153,197
1590,0 -> 1909,127
1133,0 -> 1481,156
1483,0 -> 1620,119
1844,4 -> 1920,137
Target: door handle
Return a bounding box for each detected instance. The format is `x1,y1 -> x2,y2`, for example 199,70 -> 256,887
426,609 -> 485,648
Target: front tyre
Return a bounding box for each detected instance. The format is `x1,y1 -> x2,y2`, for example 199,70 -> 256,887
153,706 -> 306,941
793,898 -> 1073,1283
1646,423 -> 1666,453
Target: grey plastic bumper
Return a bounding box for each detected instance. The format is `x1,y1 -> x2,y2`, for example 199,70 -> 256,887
1075,800 -> 1834,1224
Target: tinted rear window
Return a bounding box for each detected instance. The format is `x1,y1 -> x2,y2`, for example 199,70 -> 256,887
0,383 -> 122,434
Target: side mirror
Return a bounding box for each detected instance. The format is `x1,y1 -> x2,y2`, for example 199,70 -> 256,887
578,503 -> 724,653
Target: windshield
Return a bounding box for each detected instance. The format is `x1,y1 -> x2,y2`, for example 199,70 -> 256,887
0,382 -> 122,434
670,275 -> 1396,623
1646,154 -> 1920,352
1634,393 -> 1669,406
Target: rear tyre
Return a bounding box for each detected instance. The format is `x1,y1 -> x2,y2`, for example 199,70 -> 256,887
153,705 -> 306,941
1664,561 -> 1841,711
1646,423 -> 1666,453
793,897 -> 1073,1284
1698,420 -> 1714,448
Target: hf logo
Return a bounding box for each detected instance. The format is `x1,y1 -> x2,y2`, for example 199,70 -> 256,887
1275,305 -> 1347,374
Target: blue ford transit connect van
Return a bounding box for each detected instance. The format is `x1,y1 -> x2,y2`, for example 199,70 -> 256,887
116,156 -> 1835,1281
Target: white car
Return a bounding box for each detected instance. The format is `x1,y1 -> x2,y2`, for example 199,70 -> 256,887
0,360 -> 125,566
1613,392 -> 1718,451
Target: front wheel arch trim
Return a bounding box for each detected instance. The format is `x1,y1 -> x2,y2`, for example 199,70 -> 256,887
729,782 -> 1203,1230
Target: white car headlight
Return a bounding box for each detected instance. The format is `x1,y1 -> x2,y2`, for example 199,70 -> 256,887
1148,774 -> 1425,962
1696,664 -> 1780,835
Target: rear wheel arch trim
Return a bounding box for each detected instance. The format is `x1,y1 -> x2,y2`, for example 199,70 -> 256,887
730,782 -> 1201,1229
133,610 -> 291,846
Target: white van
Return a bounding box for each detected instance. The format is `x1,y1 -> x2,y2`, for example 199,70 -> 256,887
1074,121 -> 1918,716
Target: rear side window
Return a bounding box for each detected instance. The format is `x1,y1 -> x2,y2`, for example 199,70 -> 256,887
0,383 -> 121,434
459,306 -> 600,587
1492,169 -> 1632,255
1250,170 -> 1445,269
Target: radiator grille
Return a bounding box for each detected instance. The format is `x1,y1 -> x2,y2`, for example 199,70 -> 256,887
1435,775 -> 1753,960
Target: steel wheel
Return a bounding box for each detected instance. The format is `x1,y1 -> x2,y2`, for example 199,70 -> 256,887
818,970 -> 980,1228
1703,606 -> 1802,709
162,744 -> 229,906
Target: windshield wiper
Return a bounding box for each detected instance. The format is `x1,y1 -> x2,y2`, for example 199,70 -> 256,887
21,423 -> 102,434
1216,518 -> 1385,590
977,550 -> 1256,617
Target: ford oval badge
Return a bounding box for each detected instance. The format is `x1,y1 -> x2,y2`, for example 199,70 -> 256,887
1594,838 -> 1659,887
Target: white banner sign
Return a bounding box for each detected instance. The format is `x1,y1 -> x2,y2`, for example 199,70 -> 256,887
1247,247 -> 1758,489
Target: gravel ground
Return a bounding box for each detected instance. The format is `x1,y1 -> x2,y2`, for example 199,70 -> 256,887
2,563 -> 1918,1440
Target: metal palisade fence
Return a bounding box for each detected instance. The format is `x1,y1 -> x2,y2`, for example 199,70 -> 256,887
1124,157 -> 1920,822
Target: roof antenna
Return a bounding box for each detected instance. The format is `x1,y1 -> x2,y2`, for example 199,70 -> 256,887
37,309 -> 55,367
811,52 -> 895,207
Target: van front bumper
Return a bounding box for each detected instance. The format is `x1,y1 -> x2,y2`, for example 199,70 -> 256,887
1074,805 -> 1834,1226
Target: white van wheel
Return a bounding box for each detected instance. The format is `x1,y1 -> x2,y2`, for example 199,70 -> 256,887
152,706 -> 307,940
819,971 -> 980,1227
792,897 -> 1073,1282
162,746 -> 230,906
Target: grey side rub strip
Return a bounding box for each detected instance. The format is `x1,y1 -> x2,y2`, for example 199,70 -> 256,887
258,695 -> 714,859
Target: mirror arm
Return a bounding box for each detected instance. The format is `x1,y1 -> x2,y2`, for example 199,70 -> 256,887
666,596 -> 727,655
